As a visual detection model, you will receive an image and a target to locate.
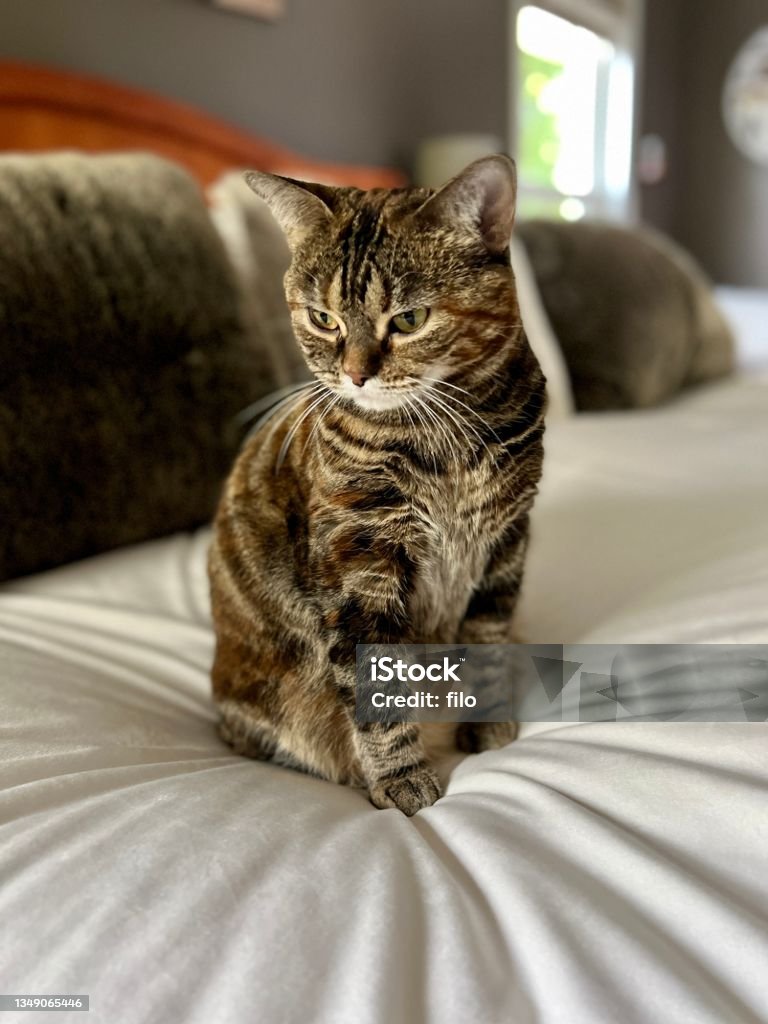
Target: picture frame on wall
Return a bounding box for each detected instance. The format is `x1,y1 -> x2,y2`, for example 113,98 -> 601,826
212,0 -> 285,20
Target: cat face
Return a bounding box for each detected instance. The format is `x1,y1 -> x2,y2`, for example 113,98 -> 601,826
246,156 -> 519,413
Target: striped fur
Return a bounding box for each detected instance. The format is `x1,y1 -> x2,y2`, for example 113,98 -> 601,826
208,157 -> 546,814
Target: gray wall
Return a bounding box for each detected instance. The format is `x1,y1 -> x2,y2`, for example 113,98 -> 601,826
641,0 -> 768,287
0,0 -> 508,173
638,0 -> 686,235
4,0 -> 766,285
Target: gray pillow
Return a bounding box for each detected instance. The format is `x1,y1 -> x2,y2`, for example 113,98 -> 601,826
517,220 -> 735,410
0,153 -> 283,580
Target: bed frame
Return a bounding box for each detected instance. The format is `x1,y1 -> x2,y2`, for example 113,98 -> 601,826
0,60 -> 404,189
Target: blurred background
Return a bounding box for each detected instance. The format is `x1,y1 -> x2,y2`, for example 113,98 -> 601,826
0,0 -> 766,287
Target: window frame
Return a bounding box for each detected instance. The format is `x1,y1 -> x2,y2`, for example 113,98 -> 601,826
508,0 -> 645,222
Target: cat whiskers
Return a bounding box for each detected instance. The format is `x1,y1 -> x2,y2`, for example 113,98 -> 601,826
407,378 -> 493,462
458,364 -> 542,429
301,270 -> 324,291
421,376 -> 502,443
404,395 -> 442,472
236,381 -> 316,428
275,385 -> 335,472
238,381 -> 324,443
303,389 -> 342,453
421,388 -> 483,459
409,392 -> 461,468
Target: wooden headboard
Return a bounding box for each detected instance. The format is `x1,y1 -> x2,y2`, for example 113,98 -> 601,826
0,61 -> 404,190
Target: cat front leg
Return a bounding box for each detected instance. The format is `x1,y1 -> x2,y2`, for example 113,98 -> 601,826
455,523 -> 530,753
331,624 -> 442,815
357,722 -> 442,815
319,536 -> 442,815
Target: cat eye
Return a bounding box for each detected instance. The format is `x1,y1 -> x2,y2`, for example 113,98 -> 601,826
391,308 -> 429,335
308,308 -> 340,332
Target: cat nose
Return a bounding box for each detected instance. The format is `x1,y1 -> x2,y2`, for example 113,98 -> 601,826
346,371 -> 369,388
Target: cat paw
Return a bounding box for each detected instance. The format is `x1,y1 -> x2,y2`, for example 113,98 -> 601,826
456,720 -> 518,753
369,766 -> 442,816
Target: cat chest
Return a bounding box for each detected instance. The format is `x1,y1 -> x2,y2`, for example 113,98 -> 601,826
408,479 -> 497,637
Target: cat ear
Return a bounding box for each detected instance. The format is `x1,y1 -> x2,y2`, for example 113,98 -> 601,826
243,171 -> 334,249
415,155 -> 517,256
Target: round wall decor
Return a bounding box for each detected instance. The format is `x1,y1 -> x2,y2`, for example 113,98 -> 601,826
723,27 -> 768,165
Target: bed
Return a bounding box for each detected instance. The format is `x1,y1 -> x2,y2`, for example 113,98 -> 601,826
1,61 -> 767,1024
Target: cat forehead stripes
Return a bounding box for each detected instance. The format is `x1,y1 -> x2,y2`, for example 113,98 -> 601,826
324,265 -> 390,327
315,189 -> 430,312
335,196 -> 389,305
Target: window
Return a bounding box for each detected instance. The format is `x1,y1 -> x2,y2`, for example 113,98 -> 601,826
511,0 -> 641,222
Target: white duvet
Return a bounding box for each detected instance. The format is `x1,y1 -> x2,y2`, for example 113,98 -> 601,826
1,372 -> 767,1024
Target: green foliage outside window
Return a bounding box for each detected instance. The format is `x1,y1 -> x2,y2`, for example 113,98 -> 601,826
517,50 -> 564,191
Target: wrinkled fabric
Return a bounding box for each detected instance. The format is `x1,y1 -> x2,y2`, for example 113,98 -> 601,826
1,373 -> 767,1024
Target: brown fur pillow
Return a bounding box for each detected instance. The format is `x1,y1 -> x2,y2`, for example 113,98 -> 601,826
0,154 -> 285,581
517,220 -> 735,410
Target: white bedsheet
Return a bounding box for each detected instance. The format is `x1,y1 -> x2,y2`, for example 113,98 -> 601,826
1,372 -> 767,1024
716,286 -> 768,371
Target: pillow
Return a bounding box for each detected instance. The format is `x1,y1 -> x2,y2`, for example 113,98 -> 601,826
0,153 -> 283,581
510,236 -> 574,418
517,220 -> 736,410
208,171 -> 309,388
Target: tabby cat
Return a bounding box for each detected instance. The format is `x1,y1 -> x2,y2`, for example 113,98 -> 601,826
208,156 -> 546,815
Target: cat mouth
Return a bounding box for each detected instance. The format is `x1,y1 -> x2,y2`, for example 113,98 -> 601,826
339,378 -> 411,412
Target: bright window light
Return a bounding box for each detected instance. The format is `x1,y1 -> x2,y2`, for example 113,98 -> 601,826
515,3 -> 635,221
604,53 -> 635,198
559,197 -> 587,221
